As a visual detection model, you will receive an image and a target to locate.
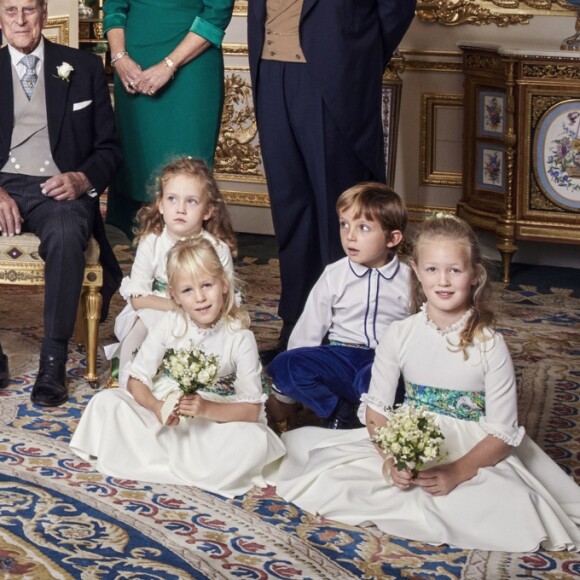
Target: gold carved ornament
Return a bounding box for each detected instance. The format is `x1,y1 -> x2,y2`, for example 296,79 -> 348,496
522,63 -> 580,79
416,0 -> 549,27
214,73 -> 262,177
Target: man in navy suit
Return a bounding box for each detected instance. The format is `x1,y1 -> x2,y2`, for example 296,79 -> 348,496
248,0 -> 415,356
0,0 -> 122,406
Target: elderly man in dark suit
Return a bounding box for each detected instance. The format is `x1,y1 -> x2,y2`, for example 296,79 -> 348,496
248,0 -> 416,356
0,0 -> 122,406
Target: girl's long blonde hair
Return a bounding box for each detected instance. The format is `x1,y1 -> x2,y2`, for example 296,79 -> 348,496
167,238 -> 249,329
134,157 -> 237,256
411,215 -> 495,355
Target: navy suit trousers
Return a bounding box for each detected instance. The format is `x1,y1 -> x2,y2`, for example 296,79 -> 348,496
268,345 -> 375,418
256,60 -> 377,325
0,173 -> 95,340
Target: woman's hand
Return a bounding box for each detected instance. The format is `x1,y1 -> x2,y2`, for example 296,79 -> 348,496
114,55 -> 142,94
384,458 -> 415,490
133,62 -> 175,97
178,394 -> 206,419
414,463 -> 462,496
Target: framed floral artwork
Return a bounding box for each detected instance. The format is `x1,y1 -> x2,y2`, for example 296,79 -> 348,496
476,143 -> 505,193
533,99 -> 580,211
477,90 -> 506,138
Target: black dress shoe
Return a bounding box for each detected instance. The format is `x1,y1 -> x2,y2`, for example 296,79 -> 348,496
278,321 -> 295,346
31,355 -> 68,407
259,347 -> 284,366
0,352 -> 8,389
326,398 -> 362,430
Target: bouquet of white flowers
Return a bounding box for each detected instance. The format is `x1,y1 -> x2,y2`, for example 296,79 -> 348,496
161,346 -> 220,395
372,404 -> 446,476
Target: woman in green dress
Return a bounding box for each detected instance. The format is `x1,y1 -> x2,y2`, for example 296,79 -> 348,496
103,0 -> 235,237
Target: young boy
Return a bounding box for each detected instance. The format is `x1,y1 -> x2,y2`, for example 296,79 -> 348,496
267,182 -> 411,430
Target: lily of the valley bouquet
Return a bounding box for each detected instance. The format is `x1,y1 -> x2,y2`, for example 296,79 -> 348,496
161,346 -> 220,395
372,404 -> 445,477
159,346 -> 220,424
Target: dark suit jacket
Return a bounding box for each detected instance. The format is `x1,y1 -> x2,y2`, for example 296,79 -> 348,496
248,0 -> 416,179
0,38 -> 123,319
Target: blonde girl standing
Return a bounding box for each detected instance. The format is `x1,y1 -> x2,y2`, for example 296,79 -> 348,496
107,156 -> 236,376
71,238 -> 285,497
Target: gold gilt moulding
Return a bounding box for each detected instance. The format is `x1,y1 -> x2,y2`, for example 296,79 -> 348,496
416,0 -> 574,27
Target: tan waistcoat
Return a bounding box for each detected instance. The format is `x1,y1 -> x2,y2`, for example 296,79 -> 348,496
262,0 -> 306,63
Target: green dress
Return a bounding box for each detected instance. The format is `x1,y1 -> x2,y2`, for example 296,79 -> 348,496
103,0 -> 234,237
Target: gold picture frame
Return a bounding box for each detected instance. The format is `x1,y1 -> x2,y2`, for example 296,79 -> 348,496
420,93 -> 464,187
44,16 -> 70,47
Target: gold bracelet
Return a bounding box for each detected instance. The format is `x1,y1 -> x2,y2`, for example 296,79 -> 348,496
111,51 -> 128,67
164,57 -> 177,78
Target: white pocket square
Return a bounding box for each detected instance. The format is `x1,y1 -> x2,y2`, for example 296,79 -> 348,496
73,100 -> 92,111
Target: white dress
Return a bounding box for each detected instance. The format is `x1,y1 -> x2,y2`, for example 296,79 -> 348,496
272,308 -> 580,552
71,312 -> 286,498
113,227 -> 234,342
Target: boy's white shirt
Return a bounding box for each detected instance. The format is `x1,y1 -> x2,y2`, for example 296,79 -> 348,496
288,255 -> 411,350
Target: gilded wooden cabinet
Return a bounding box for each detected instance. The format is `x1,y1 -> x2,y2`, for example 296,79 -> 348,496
458,41 -> 580,282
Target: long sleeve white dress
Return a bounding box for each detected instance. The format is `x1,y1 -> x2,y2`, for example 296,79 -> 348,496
71,312 -> 286,498
272,307 -> 580,552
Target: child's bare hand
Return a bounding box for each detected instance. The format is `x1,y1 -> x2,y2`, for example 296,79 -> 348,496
414,463 -> 461,496
153,399 -> 180,426
178,394 -> 205,418
152,400 -> 165,424
165,409 -> 180,427
384,459 -> 415,490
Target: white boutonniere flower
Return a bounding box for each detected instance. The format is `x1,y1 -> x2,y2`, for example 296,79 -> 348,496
56,62 -> 74,82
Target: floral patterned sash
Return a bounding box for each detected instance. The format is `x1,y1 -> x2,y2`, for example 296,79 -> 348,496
198,373 -> 273,398
405,382 -> 485,421
183,372 -> 237,397
152,278 -> 168,294
329,340 -> 370,350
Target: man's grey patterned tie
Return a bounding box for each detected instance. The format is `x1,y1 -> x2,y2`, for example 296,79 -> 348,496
20,54 -> 39,100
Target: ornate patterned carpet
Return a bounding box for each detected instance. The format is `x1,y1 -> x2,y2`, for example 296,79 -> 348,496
1,246 -> 579,579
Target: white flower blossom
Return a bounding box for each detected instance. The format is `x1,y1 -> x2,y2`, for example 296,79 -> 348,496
160,344 -> 220,395
371,403 -> 446,475
56,62 -> 74,82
